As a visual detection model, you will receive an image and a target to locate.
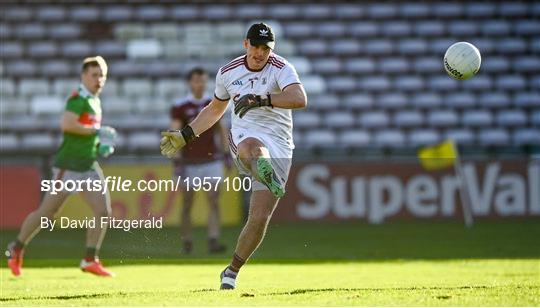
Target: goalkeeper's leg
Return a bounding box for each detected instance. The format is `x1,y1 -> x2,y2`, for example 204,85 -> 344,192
219,137 -> 284,289
220,189 -> 278,289
237,138 -> 285,198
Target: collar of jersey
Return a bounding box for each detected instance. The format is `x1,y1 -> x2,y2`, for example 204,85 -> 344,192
244,55 -> 267,72
78,84 -> 96,99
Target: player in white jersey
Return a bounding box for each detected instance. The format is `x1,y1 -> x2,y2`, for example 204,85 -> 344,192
160,23 -> 307,289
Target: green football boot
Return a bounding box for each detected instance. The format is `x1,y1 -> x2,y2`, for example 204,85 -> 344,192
256,157 -> 285,198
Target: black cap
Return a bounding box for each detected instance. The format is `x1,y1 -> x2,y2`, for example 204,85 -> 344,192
246,23 -> 275,50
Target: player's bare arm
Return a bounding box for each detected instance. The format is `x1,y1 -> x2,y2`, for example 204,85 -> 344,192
267,83 -> 307,109
234,84 -> 307,118
61,111 -> 98,135
161,97 -> 228,158
61,111 -> 117,148
190,98 -> 229,135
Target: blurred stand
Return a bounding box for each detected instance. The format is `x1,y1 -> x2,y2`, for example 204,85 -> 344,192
1,1 -> 539,227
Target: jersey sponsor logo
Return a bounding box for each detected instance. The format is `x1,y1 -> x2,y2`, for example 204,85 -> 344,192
232,79 -> 243,86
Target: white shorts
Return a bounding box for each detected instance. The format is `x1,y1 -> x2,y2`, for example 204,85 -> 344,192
174,160 -> 224,188
51,163 -> 104,194
228,128 -> 293,191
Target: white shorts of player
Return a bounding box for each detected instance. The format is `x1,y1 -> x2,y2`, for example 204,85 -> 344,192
174,160 -> 224,188
228,128 -> 293,192
51,163 -> 104,194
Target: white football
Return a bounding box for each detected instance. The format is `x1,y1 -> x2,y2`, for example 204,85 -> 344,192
443,42 -> 481,80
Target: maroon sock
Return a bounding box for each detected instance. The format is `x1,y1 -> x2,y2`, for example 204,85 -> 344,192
85,247 -> 98,262
229,253 -> 245,272
13,240 -> 25,252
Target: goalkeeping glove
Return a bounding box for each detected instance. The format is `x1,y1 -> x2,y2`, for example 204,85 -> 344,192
234,94 -> 272,118
160,125 -> 197,158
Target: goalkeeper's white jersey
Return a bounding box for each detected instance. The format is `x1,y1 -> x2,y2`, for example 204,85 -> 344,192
214,53 -> 301,149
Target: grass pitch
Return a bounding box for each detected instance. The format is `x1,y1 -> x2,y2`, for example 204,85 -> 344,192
1,220 -> 539,306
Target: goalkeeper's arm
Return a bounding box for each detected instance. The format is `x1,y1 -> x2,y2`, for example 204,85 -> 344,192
189,97 -> 229,136
161,97 -> 228,157
267,83 -> 307,109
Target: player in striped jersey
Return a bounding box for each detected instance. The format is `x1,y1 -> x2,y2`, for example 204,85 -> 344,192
5,56 -> 116,277
170,67 -> 229,254
160,23 -> 307,289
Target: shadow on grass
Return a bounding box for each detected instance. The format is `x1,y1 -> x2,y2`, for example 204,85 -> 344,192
263,285 -> 492,296
0,292 -> 127,302
3,285 -> 536,302
1,220 -> 539,268
190,284 -> 537,297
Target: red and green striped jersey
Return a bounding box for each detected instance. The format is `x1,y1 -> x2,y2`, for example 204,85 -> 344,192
54,85 -> 102,172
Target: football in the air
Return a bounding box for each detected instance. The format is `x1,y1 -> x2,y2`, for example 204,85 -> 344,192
443,42 -> 481,80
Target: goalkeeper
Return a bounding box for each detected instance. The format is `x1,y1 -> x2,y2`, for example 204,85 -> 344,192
161,23 -> 307,289
6,56 -> 116,277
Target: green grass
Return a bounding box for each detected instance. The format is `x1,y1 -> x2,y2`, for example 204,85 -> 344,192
1,220 -> 539,306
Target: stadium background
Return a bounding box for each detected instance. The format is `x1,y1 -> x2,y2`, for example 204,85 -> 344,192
1,0 -> 539,226
0,1 -> 540,305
